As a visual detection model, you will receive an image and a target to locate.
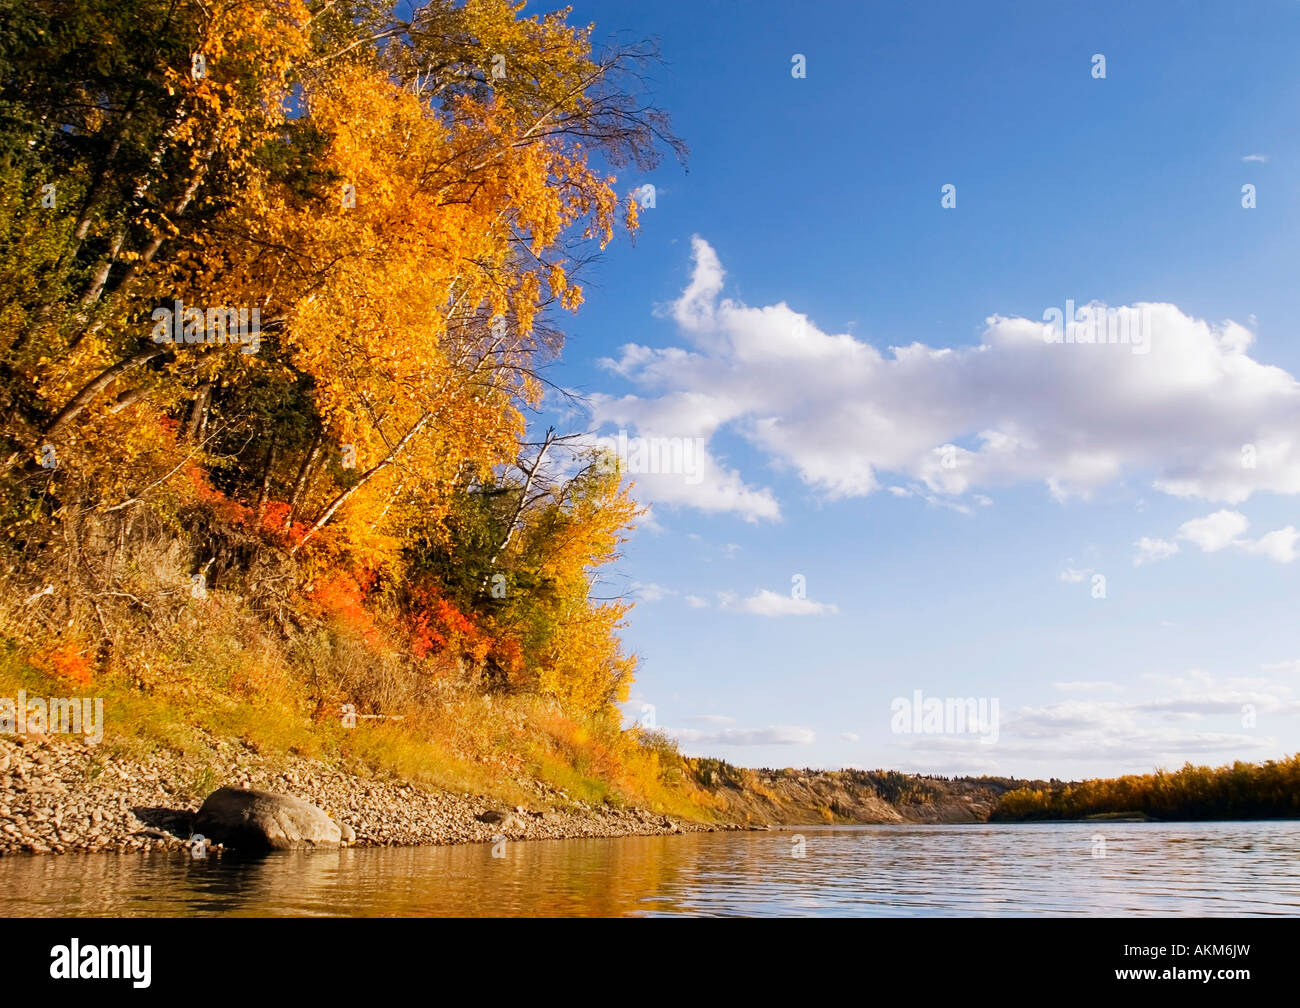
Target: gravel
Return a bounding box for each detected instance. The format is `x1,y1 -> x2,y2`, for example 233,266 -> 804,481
0,732 -> 729,857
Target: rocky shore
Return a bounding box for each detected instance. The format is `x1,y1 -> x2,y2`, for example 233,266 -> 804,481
0,733 -> 724,857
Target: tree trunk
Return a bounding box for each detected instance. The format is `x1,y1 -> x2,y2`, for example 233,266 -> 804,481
480,427 -> 555,594
291,408 -> 438,554
290,329 -> 511,552
184,384 -> 212,442
285,429 -> 324,528
41,346 -> 169,439
255,441 -> 279,524
108,385 -> 151,414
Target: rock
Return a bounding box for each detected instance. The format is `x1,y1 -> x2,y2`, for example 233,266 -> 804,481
476,809 -> 522,831
193,787 -> 343,852
338,822 -> 356,844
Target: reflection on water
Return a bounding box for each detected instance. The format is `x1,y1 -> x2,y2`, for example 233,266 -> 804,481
1,821 -> 1297,917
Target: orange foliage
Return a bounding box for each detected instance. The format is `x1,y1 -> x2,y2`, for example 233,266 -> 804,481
407,585 -> 493,666
308,570 -> 382,647
1,0 -> 679,747
185,465 -> 252,526
30,644 -> 94,688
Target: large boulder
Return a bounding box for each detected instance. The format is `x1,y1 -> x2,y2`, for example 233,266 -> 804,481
193,787 -> 343,851
475,809 -> 524,832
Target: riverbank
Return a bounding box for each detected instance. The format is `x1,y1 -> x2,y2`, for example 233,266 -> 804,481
698,763 -> 1006,825
1,725 -> 1023,857
0,732 -> 732,857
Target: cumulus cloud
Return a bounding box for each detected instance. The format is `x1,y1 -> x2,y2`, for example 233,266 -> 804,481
1241,525 -> 1300,563
1058,567 -> 1093,582
1242,153 -> 1269,163
719,589 -> 838,617
1177,509 -> 1249,551
1134,509 -> 1298,564
588,237 -> 1300,521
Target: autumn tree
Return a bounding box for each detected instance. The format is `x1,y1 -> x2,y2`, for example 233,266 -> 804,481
0,0 -> 681,723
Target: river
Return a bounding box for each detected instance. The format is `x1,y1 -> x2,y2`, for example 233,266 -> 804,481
1,821 -> 1296,916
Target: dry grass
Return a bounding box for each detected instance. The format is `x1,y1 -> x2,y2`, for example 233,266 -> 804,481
0,566 -> 722,820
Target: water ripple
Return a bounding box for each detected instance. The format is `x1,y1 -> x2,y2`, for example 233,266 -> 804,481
0,821 -> 1296,917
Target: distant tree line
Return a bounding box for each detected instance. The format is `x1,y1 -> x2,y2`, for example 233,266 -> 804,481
991,756 -> 1300,821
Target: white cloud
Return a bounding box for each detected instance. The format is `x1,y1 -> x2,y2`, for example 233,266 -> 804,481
840,731 -> 860,742
589,237 -> 1300,521
1263,659 -> 1300,675
890,667 -> 1300,776
1242,153 -> 1269,163
1136,510 -> 1298,565
668,234 -> 725,332
683,594 -> 709,609
1241,525 -> 1299,563
1133,537 -> 1179,565
1177,509 -> 1249,551
672,724 -> 816,747
630,582 -> 674,603
720,589 -> 838,617
1058,567 -> 1092,583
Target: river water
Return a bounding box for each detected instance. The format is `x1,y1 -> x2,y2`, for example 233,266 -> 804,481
1,821 -> 1296,917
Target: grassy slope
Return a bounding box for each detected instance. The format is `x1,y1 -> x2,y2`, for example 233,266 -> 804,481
0,580 -> 727,821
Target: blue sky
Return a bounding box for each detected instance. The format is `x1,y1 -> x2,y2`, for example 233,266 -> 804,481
535,0 -> 1300,778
